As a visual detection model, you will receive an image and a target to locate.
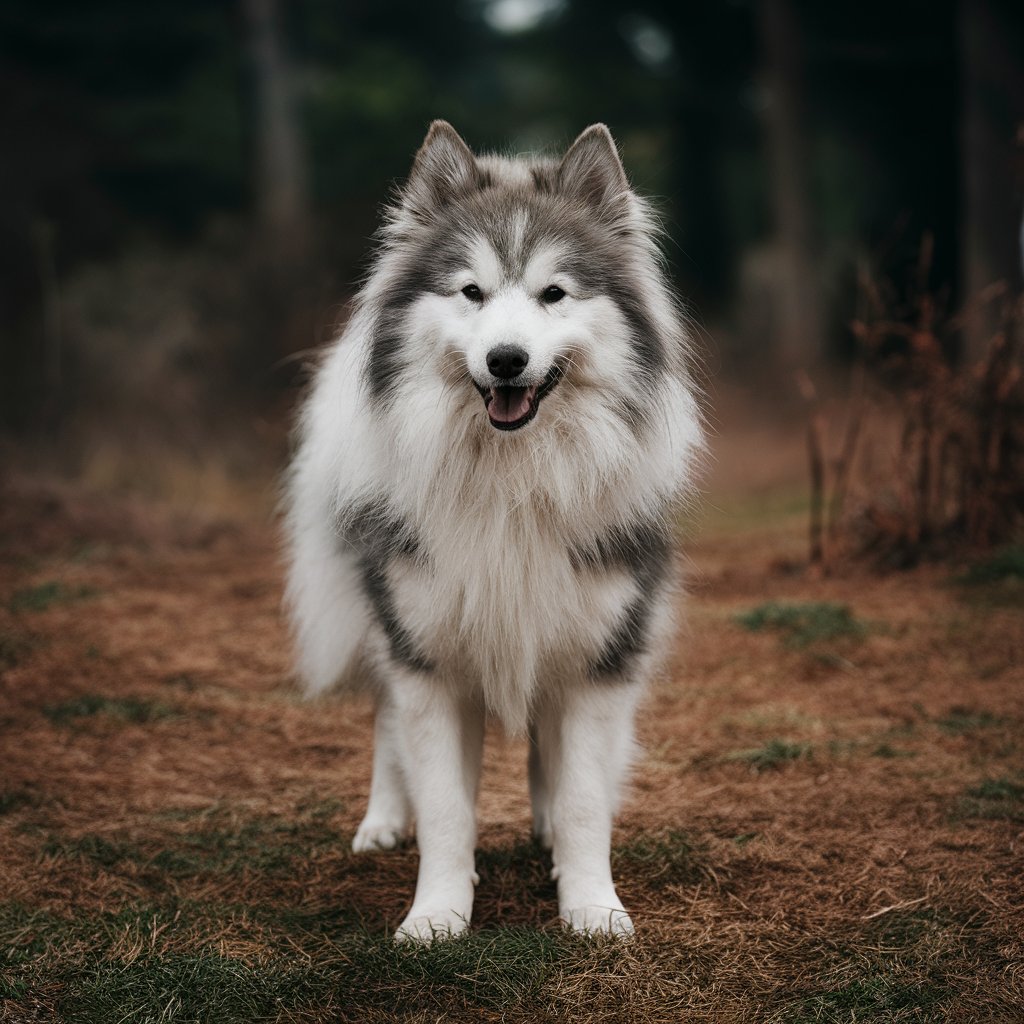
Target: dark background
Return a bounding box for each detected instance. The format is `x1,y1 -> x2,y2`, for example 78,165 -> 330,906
2,0 -> 1022,456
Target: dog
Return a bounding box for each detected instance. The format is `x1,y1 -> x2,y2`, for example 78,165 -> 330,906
284,121 -> 704,943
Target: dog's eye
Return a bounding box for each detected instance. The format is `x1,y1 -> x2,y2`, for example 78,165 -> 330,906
541,285 -> 566,304
461,284 -> 483,302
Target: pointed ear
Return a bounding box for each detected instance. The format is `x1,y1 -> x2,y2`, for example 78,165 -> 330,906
557,124 -> 630,211
405,120 -> 477,211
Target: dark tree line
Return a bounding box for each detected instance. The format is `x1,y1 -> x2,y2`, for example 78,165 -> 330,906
2,0 -> 1022,429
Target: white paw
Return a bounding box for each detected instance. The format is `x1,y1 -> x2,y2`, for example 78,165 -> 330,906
562,904 -> 634,937
394,909 -> 470,945
352,820 -> 407,852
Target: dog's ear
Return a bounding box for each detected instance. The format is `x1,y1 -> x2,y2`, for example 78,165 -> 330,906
558,124 -> 630,212
405,120 -> 477,212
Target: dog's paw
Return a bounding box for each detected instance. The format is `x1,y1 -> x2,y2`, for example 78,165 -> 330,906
394,910 -> 470,945
562,905 -> 634,937
352,820 -> 406,852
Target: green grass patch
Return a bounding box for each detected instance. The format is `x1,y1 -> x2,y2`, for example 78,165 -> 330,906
57,930 -> 582,1021
62,952 -> 314,1023
734,601 -> 867,649
0,898 -> 597,1022
708,488 -> 812,533
726,739 -> 812,771
956,777 -> 1024,823
786,906 -> 972,1021
956,545 -> 1024,585
871,743 -> 917,759
341,926 -> 578,1011
954,545 -> 1024,608
149,818 -> 339,877
0,629 -> 35,670
935,707 -> 1005,735
0,975 -> 29,1000
43,804 -> 347,880
613,829 -> 712,888
0,889 -> 1011,1022
8,580 -> 98,612
0,790 -> 36,815
163,672 -> 202,691
731,831 -> 759,846
44,694 -> 177,726
794,971 -> 947,1020
42,834 -> 140,868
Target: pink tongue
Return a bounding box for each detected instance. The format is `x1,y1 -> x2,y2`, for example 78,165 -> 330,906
489,386 -> 536,423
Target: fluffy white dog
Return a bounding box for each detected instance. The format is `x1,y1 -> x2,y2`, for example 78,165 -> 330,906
285,121 -> 704,942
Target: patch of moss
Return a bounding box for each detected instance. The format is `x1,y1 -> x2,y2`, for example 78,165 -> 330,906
44,694 -> 177,726
0,629 -> 35,670
726,739 -> 812,771
935,707 -> 1005,735
871,743 -> 917,759
9,581 -> 98,612
0,790 -> 36,815
956,777 -> 1024,823
956,545 -> 1024,585
734,602 -> 867,649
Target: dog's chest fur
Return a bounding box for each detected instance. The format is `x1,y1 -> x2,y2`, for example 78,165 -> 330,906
363,445 -> 652,733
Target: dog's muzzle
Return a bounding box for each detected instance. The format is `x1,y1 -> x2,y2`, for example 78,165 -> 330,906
476,365 -> 563,431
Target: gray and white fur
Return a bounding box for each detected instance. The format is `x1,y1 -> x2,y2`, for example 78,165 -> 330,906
284,121 -> 704,942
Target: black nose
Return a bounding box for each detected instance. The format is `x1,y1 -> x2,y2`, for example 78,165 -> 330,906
486,344 -> 529,380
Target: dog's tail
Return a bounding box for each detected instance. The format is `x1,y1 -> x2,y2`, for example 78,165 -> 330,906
285,513 -> 368,696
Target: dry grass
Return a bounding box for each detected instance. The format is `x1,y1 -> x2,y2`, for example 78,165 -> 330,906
801,266 -> 1024,570
0,466 -> 1022,1023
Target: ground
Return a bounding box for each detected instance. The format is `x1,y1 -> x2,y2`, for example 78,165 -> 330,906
1,418 -> 1022,1022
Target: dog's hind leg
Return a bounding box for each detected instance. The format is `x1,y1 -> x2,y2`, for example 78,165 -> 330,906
540,683 -> 643,936
391,677 -> 484,943
528,722 -> 553,850
353,693 -> 412,852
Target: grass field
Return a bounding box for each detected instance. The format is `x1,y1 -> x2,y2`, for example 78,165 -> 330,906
1,456 -> 1022,1022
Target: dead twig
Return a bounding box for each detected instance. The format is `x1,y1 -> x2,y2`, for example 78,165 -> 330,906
807,234 -> 1024,567
796,370 -> 826,568
862,895 -> 928,921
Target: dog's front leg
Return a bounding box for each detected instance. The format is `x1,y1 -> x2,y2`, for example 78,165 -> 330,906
541,684 -> 643,936
391,676 -> 484,943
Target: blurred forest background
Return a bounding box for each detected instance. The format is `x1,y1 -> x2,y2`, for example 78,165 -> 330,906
2,0 -> 1023,526
6,7 -> 1024,1016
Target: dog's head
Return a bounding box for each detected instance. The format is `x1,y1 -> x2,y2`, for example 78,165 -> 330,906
364,121 -> 683,436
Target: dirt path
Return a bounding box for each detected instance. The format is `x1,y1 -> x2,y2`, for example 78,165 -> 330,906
1,475 -> 1022,1022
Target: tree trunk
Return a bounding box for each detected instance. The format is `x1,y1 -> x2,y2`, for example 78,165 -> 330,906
959,0 -> 1024,363
243,0 -> 310,266
241,0 -> 317,373
758,0 -> 824,369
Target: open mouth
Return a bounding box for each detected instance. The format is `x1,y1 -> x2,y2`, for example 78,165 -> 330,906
479,366 -> 562,432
